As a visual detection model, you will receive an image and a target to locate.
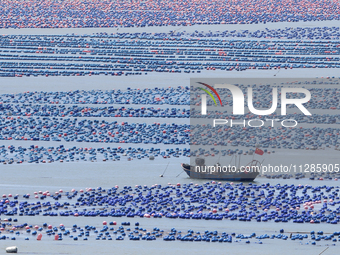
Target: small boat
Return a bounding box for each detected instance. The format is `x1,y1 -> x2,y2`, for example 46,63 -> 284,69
181,157 -> 261,182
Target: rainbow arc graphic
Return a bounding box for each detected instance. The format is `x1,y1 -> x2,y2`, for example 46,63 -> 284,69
197,82 -> 222,115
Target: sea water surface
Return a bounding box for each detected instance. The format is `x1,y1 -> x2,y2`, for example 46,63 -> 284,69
0,25 -> 339,254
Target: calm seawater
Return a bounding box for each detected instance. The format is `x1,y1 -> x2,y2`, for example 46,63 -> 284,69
0,25 -> 339,254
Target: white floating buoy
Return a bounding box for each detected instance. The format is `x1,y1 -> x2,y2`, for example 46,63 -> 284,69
6,246 -> 18,253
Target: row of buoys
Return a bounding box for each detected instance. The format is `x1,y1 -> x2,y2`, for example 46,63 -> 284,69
189,27 -> 340,40
0,0 -> 339,28
1,34 -> 340,76
2,82 -> 340,108
2,33 -> 340,51
2,61 -> 340,77
1,182 -> 340,225
1,41 -> 339,55
1,27 -> 340,41
0,118 -> 190,145
0,87 -> 189,105
2,32 -> 340,44
263,172 -> 339,180
191,124 -> 340,150
0,145 -> 190,164
0,105 -> 190,118
0,116 -> 340,149
2,220 -> 339,245
1,47 -> 339,57
1,28 -> 339,41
